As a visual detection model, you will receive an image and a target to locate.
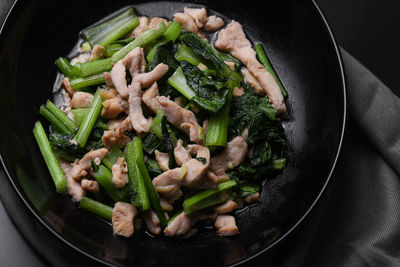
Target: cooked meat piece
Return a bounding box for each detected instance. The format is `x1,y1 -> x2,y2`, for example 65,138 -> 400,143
184,7 -> 207,28
158,96 -> 203,144
215,21 -> 286,113
112,157 -> 129,189
70,52 -> 90,65
233,87 -> 245,97
184,144 -> 210,184
245,193 -> 260,203
224,60 -> 235,70
143,209 -> 162,235
204,15 -> 224,31
155,150 -> 170,171
70,92 -> 93,108
103,72 -> 115,88
99,88 -> 118,100
216,200 -> 238,214
122,47 -> 146,77
173,12 -> 206,39
128,81 -> 153,133
142,82 -> 161,112
59,160 -> 85,202
62,78 -> 75,96
149,17 -> 170,28
160,197 -> 174,211
110,60 -> 129,98
81,179 -> 99,193
241,128 -> 249,142
112,202 -> 138,237
131,16 -> 150,37
152,169 -> 183,201
70,148 -> 108,180
164,211 -> 217,237
207,136 -> 247,184
134,63 -> 169,88
108,116 -> 132,131
89,45 -> 105,61
101,95 -> 129,119
240,68 -> 264,95
214,215 -> 239,236
103,116 -> 133,149
173,139 -> 191,166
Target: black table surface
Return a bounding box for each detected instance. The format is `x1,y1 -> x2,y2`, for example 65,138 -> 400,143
1,0 -> 400,266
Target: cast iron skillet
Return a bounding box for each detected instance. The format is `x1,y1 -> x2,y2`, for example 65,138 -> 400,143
0,0 -> 346,266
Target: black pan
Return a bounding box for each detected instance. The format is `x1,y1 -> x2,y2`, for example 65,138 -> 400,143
0,0 -> 346,266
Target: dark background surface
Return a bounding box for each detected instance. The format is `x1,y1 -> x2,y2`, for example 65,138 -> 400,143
0,0 -> 399,266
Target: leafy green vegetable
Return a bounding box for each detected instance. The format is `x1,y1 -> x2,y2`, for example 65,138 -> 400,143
196,157 -> 207,164
144,155 -> 163,176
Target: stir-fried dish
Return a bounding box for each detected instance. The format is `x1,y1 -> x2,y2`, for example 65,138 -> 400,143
33,6 -> 288,238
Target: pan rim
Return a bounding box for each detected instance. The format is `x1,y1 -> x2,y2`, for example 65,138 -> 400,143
0,0 -> 347,266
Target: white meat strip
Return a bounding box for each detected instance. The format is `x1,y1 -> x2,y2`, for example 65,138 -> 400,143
155,150 -> 170,172
102,117 -> 132,148
158,96 -> 203,144
216,200 -> 238,214
160,197 -> 174,211
101,95 -> 128,119
122,46 -> 146,77
214,215 -> 239,236
128,81 -> 153,133
80,179 -> 99,193
173,12 -> 206,39
233,87 -> 245,97
131,16 -> 149,37
133,63 -> 169,88
241,68 -> 264,95
70,92 -> 93,109
204,15 -> 224,31
112,202 -> 138,237
59,160 -> 85,202
70,148 -> 108,180
164,211 -> 217,237
184,7 -> 207,28
143,209 -> 162,235
207,136 -> 247,184
99,88 -> 118,100
173,139 -> 191,166
62,78 -> 75,96
89,45 -> 105,61
103,72 -> 114,88
215,21 -> 286,113
245,193 -> 260,204
70,52 -> 90,65
149,17 -> 170,28
112,157 -> 129,189
142,82 -> 161,112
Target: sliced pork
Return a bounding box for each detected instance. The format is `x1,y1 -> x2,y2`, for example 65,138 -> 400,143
70,92 -> 93,109
112,202 -> 138,237
101,95 -> 128,119
133,63 -> 169,88
214,215 -> 239,236
155,150 -> 170,172
204,15 -> 224,31
112,157 -> 129,189
89,45 -> 105,61
143,209 -> 162,235
59,160 -> 85,202
216,200 -> 238,214
128,81 -> 153,133
80,179 -> 99,193
164,211 -> 217,237
142,82 -> 161,112
70,148 -> 108,180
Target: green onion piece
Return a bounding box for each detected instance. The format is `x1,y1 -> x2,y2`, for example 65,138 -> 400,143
39,106 -> 71,135
33,121 -> 67,193
104,43 -> 124,57
167,67 -> 196,100
126,141 -> 150,210
273,158 -> 287,170
131,137 -> 167,227
69,73 -> 105,90
74,58 -> 113,78
205,90 -> 233,148
175,44 -> 203,66
102,147 -> 125,170
254,43 -> 288,97
56,57 -> 75,77
46,100 -> 76,133
70,108 -> 108,130
183,180 -> 237,214
74,89 -> 103,147
81,8 -> 139,47
79,196 -> 113,221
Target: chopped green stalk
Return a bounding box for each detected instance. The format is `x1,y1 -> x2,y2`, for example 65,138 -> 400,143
46,100 -> 76,133
254,43 -> 288,98
55,150 -> 75,163
168,67 -> 196,100
205,90 -> 233,148
56,57 -> 75,77
70,108 -> 108,130
81,8 -> 139,47
151,109 -> 164,139
76,23 -> 166,78
91,163 -> 128,202
104,43 -> 124,57
175,44 -> 203,66
69,73 -> 105,90
81,42 -> 91,52
273,158 -> 286,170
33,121 -> 67,193
102,147 -> 125,170
79,196 -> 113,221
39,106 -> 71,135
74,89 -> 103,147
183,180 -> 237,214
126,141 -> 150,211
131,137 -> 167,227
146,21 -> 182,64
168,210 -> 183,225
